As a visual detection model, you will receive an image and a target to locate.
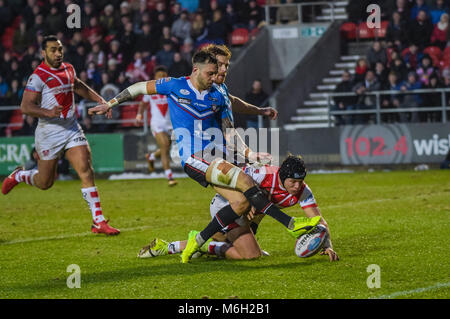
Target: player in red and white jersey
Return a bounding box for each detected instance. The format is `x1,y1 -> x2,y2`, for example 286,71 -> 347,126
136,66 -> 177,186
1,35 -> 119,235
138,155 -> 339,261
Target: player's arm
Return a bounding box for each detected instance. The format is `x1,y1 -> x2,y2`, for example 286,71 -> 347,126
303,206 -> 339,261
88,81 -> 157,116
20,90 -> 62,118
136,100 -> 148,124
221,116 -> 272,164
74,77 -> 107,104
228,94 -> 278,120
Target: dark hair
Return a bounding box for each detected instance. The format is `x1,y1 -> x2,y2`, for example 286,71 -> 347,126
192,50 -> 217,66
279,155 -> 307,186
154,65 -> 168,74
41,35 -> 59,50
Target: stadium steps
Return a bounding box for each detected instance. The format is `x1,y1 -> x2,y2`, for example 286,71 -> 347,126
287,53 -> 363,129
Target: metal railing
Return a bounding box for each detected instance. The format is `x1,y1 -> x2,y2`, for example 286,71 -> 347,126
324,87 -> 450,126
264,1 -> 335,25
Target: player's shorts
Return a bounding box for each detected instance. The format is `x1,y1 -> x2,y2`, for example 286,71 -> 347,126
183,147 -> 229,188
34,119 -> 88,161
150,119 -> 172,137
210,193 -> 247,233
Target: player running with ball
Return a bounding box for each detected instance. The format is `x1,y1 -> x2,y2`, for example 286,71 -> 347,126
1,35 -> 120,235
89,50 -> 321,262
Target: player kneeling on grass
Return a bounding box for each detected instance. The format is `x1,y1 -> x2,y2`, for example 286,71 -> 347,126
138,155 -> 339,261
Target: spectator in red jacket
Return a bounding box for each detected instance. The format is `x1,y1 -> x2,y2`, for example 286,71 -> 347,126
430,13 -> 449,50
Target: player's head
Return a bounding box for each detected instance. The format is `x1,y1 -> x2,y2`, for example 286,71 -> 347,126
201,44 -> 231,84
41,35 -> 63,68
279,155 -> 307,195
154,65 -> 168,80
191,50 -> 218,90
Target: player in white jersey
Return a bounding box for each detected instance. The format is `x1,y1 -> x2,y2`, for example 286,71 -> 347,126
138,155 -> 339,261
1,35 -> 119,235
136,66 -> 177,186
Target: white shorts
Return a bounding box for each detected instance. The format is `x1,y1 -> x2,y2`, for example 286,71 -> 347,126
210,193 -> 247,233
151,119 -> 172,137
34,119 -> 88,160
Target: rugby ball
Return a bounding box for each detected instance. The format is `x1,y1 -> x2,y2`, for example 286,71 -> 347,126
295,224 -> 328,258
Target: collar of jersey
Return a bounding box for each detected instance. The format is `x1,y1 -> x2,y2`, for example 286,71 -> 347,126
186,78 -> 209,101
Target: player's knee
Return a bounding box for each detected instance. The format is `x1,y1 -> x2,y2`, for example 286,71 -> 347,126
77,165 -> 94,182
241,249 -> 262,260
40,179 -> 54,190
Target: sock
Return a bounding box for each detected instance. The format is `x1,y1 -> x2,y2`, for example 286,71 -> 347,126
149,153 -> 156,161
243,186 -> 293,229
207,241 -> 229,257
168,241 -> 181,254
197,205 -> 240,245
250,222 -> 259,235
164,169 -> 173,180
15,169 -> 38,186
81,186 -> 105,224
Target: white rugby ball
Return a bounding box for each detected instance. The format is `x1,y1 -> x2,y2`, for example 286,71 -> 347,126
295,224 -> 328,258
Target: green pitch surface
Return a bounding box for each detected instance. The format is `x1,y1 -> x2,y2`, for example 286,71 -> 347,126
1,170 -> 449,299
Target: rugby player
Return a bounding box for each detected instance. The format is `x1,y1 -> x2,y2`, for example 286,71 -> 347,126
138,155 -> 339,262
88,50 -> 321,263
136,65 -> 177,186
1,35 -> 120,235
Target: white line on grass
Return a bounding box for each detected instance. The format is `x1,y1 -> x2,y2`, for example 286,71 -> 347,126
374,282 -> 450,299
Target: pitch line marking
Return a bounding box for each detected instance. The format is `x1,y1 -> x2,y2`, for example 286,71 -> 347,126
373,282 -> 450,299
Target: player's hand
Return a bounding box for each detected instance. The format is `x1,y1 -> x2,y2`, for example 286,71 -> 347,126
135,113 -> 144,126
47,105 -> 63,118
249,151 -> 272,164
320,248 -> 339,262
88,103 -> 112,118
261,107 -> 278,120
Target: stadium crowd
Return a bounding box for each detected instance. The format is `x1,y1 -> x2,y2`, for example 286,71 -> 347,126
0,0 -> 272,136
335,0 -> 450,125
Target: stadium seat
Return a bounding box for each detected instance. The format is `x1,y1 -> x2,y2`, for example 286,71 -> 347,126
357,22 -> 375,39
120,104 -> 139,127
374,20 -> 389,39
230,28 -> 249,46
424,46 -> 442,60
443,46 -> 450,58
8,109 -> 23,132
340,22 -> 357,40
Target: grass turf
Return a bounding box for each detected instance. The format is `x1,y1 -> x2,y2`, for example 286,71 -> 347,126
0,170 -> 449,299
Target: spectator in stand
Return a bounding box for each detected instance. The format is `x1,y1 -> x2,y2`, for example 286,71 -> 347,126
99,4 -> 118,36
155,40 -> 175,69
410,0 -> 430,20
106,58 -> 120,82
68,44 -> 87,73
118,21 -> 137,65
0,0 -> 12,33
430,0 -> 449,25
332,70 -> 357,125
191,12 -> 207,42
16,115 -> 37,136
45,5 -> 65,35
395,0 -> 411,23
416,55 -> 437,86
354,58 -> 369,83
6,79 -> 22,106
135,23 -> 156,55
159,26 -> 179,51
29,14 -> 46,39
403,43 -> 424,71
180,38 -> 194,67
244,79 -> 268,129
126,52 -> 150,83
169,52 -> 191,78
86,42 -> 105,70
206,9 -> 228,44
241,0 -> 264,27
8,59 -> 22,84
13,21 -> 32,55
408,10 -> 434,50
172,10 -> 192,43
276,0 -> 298,24
386,11 -> 408,50
375,62 -> 389,86
367,41 -> 388,69
108,40 -> 124,68
224,3 -> 239,29
20,46 -> 39,75
381,71 -> 403,123
353,70 -> 381,124
423,73 -> 443,122
86,61 -> 102,91
83,16 -> 103,46
430,13 -> 449,50
399,72 -> 423,122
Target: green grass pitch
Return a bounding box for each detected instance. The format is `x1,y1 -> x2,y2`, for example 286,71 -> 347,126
0,170 -> 449,299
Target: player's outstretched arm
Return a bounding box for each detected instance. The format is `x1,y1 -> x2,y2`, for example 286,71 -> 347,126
21,90 -> 62,118
229,94 -> 278,120
88,81 -> 157,116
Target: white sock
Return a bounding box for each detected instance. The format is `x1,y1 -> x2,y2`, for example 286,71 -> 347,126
208,241 -> 228,257
168,241 -> 181,254
81,186 -> 105,223
164,169 -> 173,180
149,152 -> 156,161
15,169 -> 38,186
